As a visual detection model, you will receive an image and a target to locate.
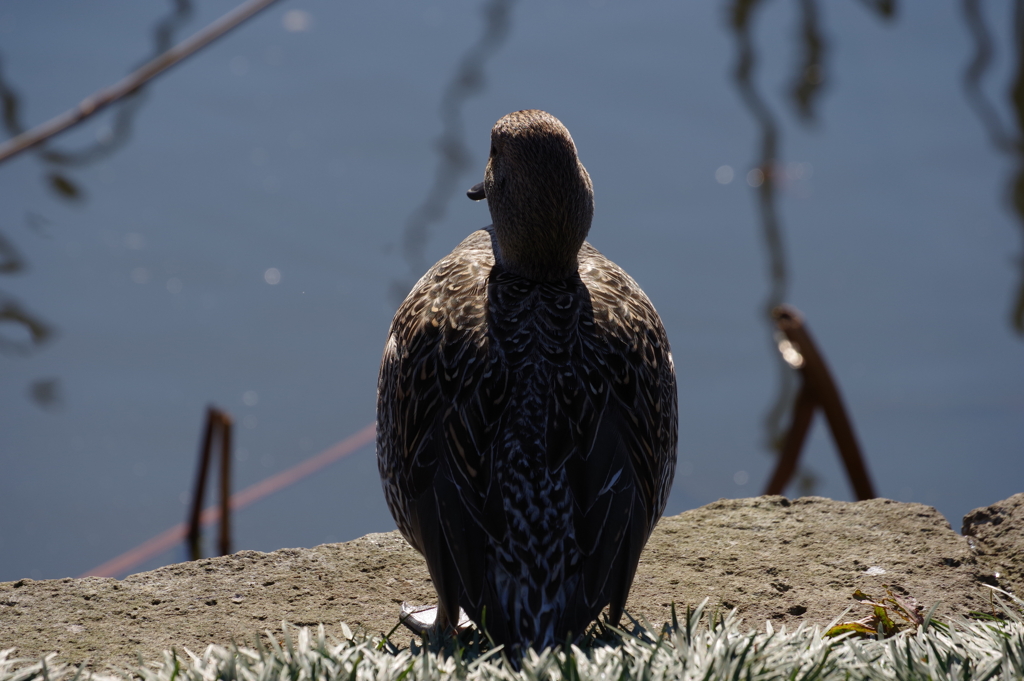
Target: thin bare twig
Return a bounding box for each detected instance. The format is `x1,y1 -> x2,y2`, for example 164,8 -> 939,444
0,0 -> 283,165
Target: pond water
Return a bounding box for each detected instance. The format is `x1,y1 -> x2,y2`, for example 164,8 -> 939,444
1,0 -> 1021,582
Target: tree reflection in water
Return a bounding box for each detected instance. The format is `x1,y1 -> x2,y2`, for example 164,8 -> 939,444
962,0 -> 1024,336
0,0 -> 194,407
390,0 -> 516,308
727,0 -> 895,495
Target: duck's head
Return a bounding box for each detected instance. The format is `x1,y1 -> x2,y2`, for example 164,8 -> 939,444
468,110 -> 594,282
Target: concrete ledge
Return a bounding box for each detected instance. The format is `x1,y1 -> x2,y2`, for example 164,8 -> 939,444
1,494 -> 1019,671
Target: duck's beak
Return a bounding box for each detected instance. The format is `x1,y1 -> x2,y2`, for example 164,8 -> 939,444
467,182 -> 486,201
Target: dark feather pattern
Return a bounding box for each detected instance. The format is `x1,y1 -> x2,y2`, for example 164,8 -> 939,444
377,110 -> 677,654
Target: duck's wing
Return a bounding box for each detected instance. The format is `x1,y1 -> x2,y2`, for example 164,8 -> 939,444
558,245 -> 678,631
377,230 -> 504,629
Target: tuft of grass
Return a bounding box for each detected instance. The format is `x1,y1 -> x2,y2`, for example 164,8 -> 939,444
3,590 -> 1023,681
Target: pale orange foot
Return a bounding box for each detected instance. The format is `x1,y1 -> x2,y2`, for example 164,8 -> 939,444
399,602 -> 472,636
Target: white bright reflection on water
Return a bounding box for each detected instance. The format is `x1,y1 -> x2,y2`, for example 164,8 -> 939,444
282,9 -> 312,33
0,0 -> 1021,582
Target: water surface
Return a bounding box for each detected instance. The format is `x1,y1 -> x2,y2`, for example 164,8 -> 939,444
0,0 -> 1021,582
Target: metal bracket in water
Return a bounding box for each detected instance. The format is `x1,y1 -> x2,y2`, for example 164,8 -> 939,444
187,406 -> 233,560
765,305 -> 876,500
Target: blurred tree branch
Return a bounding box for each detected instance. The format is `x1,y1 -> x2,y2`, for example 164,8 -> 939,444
0,0 -> 283,166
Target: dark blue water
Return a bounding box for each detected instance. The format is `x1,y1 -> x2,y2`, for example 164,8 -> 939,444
1,0 -> 1021,582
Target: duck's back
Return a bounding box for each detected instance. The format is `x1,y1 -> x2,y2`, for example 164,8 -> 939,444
377,228 -> 677,651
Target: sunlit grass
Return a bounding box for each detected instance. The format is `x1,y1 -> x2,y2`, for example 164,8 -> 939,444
3,590 -> 1023,681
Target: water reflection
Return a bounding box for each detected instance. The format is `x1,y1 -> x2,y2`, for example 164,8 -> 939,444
2,0 -> 196,198
789,0 -> 826,123
21,0 -> 194,175
28,378 -> 61,410
727,0 -> 895,494
0,201 -> 53,358
0,60 -> 53,391
0,0 -> 194,406
0,299 -> 53,355
390,0 -> 516,307
0,230 -> 24,274
962,0 -> 1024,335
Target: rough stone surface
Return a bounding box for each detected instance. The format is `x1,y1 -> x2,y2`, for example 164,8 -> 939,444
0,532 -> 432,672
962,493 -> 1024,597
630,496 -> 1006,628
1,495 -> 1018,672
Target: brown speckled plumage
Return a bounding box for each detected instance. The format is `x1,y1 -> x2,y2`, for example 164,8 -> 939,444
377,110 -> 677,653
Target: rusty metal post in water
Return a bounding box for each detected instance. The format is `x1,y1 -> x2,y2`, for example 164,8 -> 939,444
765,305 -> 876,500
218,411 -> 233,556
187,406 -> 233,560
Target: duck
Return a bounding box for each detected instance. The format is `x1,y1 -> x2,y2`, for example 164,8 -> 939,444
377,109 -> 677,654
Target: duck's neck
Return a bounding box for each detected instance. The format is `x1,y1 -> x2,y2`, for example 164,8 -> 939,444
486,201 -> 593,283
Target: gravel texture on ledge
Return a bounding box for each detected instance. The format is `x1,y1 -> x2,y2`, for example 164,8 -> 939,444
1,494 -> 1020,672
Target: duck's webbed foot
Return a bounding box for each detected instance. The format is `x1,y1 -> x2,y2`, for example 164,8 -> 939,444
399,602 -> 472,637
